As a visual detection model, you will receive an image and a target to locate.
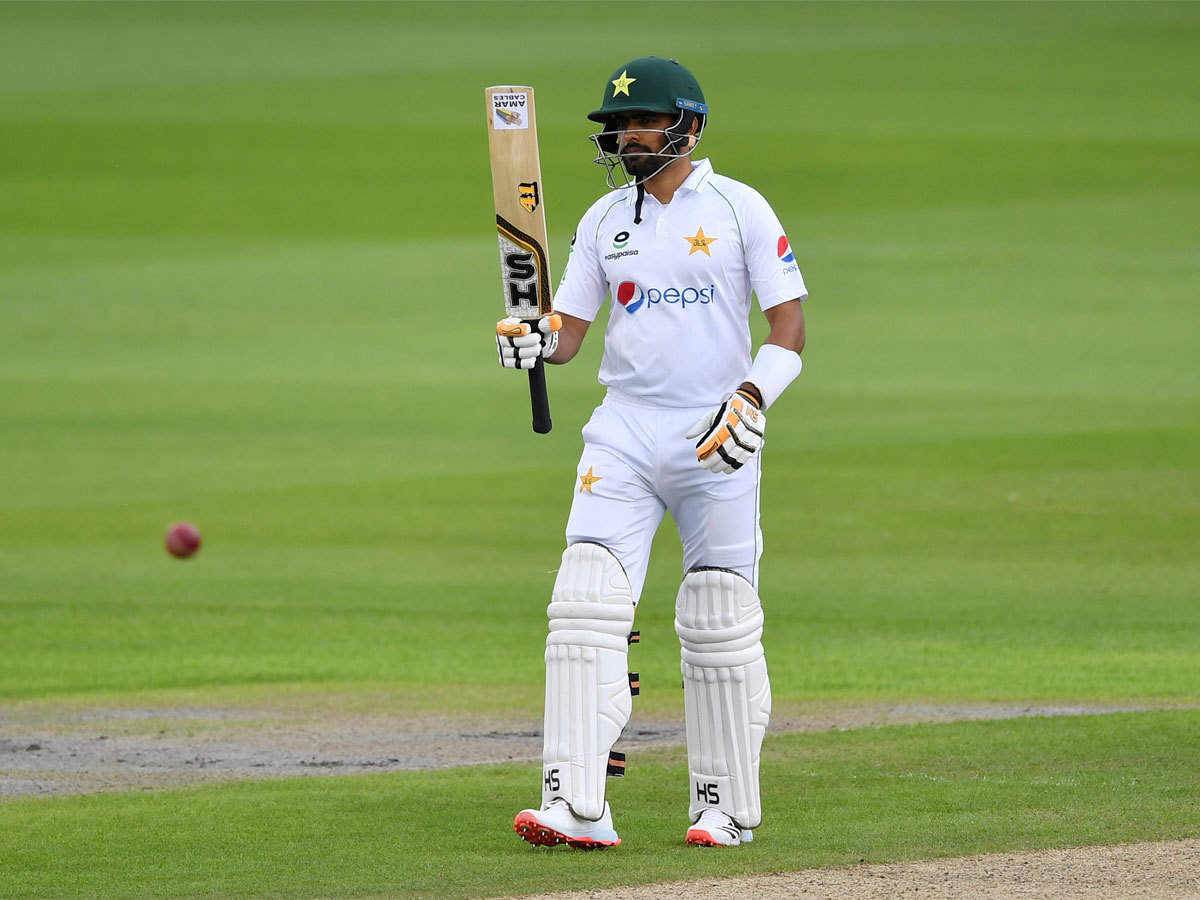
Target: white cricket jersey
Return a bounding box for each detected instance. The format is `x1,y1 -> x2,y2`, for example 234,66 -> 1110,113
553,158 -> 807,409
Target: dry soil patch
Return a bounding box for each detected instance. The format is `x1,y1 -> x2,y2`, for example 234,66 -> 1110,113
508,839 -> 1200,899
0,701 -> 1183,798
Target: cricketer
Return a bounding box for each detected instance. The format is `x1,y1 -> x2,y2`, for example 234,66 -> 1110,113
496,56 -> 807,849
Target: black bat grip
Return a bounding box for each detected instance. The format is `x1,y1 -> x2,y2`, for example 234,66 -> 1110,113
528,357 -> 552,434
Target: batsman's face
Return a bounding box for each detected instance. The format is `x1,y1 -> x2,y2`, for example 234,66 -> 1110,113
614,111 -> 676,176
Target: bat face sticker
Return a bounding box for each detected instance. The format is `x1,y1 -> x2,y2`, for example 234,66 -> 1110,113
495,107 -> 522,126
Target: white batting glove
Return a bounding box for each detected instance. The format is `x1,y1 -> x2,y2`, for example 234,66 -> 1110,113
685,389 -> 766,474
496,314 -> 562,370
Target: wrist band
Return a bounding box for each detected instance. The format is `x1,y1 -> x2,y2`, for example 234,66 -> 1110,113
745,343 -> 803,410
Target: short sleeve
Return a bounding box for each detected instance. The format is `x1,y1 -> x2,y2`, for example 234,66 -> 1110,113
742,190 -> 808,311
552,200 -> 611,323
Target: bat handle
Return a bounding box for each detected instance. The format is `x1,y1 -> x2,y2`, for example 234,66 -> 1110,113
528,358 -> 552,434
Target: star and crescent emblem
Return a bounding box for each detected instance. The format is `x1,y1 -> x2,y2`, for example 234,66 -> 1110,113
684,226 -> 718,256
578,466 -> 602,493
611,70 -> 637,97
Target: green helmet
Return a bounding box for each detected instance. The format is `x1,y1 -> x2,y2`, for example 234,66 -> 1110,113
587,57 -> 708,188
587,56 -> 708,124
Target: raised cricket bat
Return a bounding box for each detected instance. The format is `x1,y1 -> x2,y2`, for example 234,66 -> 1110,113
486,85 -> 553,434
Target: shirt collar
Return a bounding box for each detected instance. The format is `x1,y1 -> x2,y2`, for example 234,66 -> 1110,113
681,157 -> 715,193
622,158 -> 715,205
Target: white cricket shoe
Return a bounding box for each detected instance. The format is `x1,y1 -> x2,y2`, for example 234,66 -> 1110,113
685,809 -> 754,847
513,799 -> 621,849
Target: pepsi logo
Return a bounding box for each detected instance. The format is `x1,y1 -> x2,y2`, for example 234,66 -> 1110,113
616,281 -> 644,314
777,235 -> 795,263
614,281 -> 716,315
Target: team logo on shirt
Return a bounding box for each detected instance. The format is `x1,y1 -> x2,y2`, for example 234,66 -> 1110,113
615,281 -> 716,314
684,226 -> 718,256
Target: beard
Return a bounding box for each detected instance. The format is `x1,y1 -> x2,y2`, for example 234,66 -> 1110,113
621,144 -> 669,179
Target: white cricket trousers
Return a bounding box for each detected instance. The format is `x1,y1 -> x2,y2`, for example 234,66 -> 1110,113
565,393 -> 763,603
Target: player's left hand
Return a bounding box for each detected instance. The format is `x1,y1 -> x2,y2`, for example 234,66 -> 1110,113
685,389 -> 766,474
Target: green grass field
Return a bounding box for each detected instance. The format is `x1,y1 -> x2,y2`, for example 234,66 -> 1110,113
1,1 -> 1198,897
4,713 -> 1198,898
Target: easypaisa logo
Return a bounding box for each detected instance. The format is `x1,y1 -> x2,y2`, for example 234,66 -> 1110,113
605,229 -> 638,261
615,281 -> 717,315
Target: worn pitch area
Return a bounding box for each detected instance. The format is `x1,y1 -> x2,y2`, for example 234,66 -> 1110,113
1,701 -> 1189,798
5,702 -> 1197,898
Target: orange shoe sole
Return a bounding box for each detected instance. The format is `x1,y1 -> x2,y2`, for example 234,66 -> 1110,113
513,811 -> 620,849
685,828 -> 729,847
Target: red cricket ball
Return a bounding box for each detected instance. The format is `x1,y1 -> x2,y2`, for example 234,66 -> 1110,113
165,522 -> 202,559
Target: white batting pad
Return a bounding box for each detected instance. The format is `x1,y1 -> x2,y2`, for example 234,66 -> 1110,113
542,542 -> 636,820
674,568 -> 771,830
